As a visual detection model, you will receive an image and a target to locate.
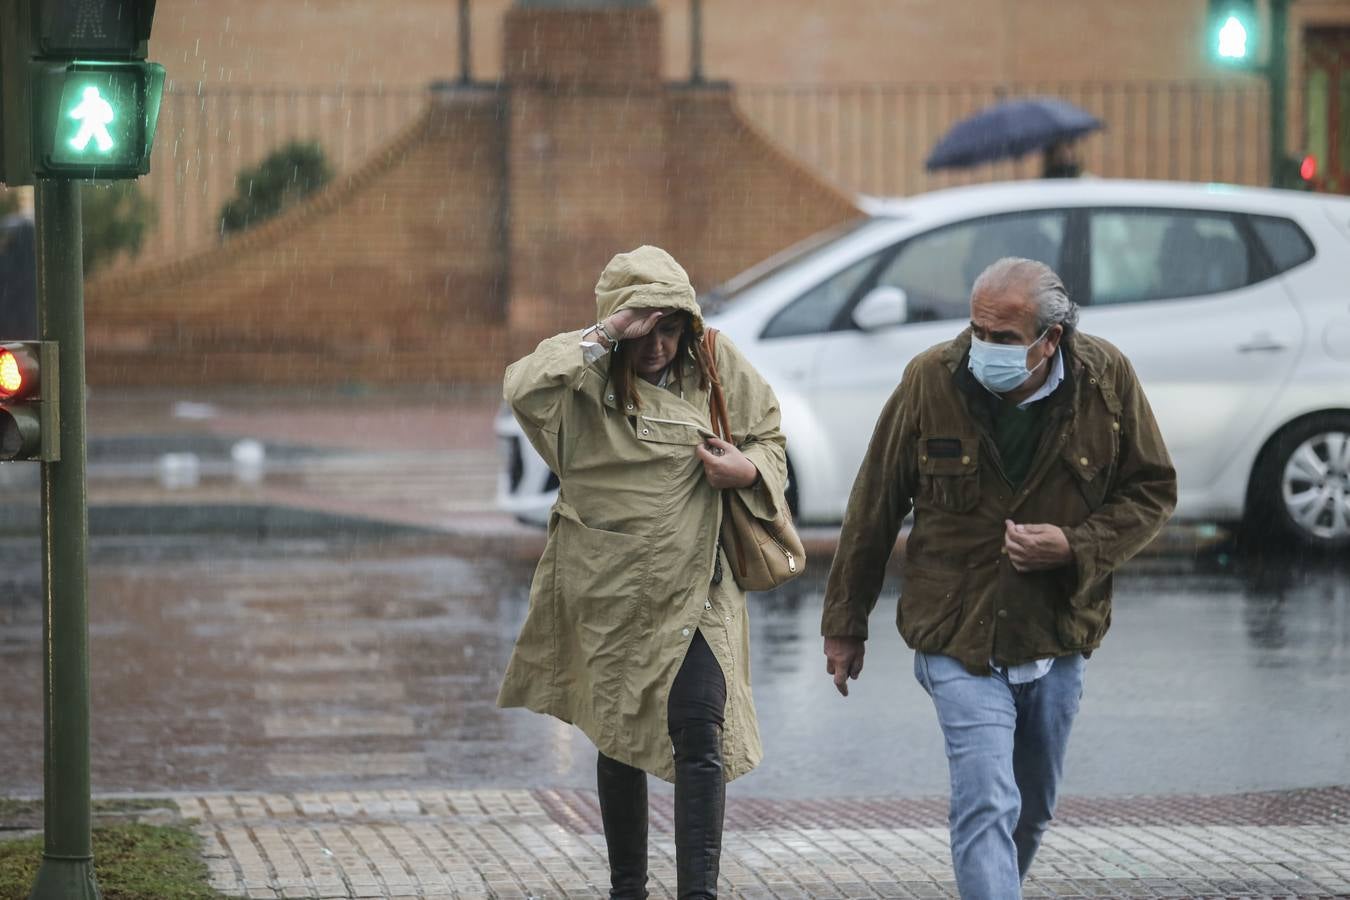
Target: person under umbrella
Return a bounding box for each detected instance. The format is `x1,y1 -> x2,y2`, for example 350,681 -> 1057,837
926,97 -> 1102,177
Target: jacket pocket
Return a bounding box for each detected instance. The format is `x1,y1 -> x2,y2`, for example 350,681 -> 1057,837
634,415 -> 707,446
917,435 -> 980,513
897,562 -> 965,649
1061,420 -> 1119,512
554,504 -> 651,656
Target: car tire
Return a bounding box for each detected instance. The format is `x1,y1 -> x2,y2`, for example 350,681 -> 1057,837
1246,413 -> 1350,553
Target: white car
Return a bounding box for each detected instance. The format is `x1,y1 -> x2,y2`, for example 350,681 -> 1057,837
498,179 -> 1350,551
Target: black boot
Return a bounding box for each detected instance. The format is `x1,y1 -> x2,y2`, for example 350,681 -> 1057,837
597,751 -> 649,899
672,723 -> 726,900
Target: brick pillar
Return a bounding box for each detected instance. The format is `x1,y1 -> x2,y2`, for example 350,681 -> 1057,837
503,4 -> 671,353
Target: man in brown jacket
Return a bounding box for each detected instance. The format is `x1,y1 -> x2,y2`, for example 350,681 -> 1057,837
820,257 -> 1176,898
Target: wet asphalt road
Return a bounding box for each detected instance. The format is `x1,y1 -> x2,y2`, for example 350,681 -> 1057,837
1,536 -> 1347,799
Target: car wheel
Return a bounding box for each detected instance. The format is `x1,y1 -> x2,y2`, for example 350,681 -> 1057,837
1248,413 -> 1350,552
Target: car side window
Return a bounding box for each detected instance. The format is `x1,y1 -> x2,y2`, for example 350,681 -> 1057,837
870,212 -> 1067,323
1089,210 -> 1251,305
1249,215 -> 1315,274
761,252 -> 881,339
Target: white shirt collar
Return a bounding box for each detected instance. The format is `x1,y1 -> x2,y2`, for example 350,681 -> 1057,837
1017,349 -> 1064,409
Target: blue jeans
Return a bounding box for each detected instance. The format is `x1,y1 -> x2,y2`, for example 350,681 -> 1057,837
914,651 -> 1085,899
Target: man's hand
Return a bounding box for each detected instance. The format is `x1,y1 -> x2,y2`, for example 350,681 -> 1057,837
824,636 -> 865,697
695,437 -> 759,489
604,307 -> 669,341
1004,520 -> 1073,572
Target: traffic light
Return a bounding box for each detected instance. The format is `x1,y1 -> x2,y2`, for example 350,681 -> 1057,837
1300,155 -> 1317,182
0,341 -> 59,461
0,1 -> 165,182
31,60 -> 165,178
1208,0 -> 1257,64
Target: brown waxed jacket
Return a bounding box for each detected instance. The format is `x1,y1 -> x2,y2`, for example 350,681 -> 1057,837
820,328 -> 1177,674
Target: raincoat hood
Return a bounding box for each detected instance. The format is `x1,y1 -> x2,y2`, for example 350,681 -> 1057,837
594,245 -> 703,333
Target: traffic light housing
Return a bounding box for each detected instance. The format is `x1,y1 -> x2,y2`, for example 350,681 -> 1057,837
0,0 -> 164,183
32,0 -> 157,59
31,60 -> 165,178
1208,0 -> 1257,64
0,341 -> 59,461
0,0 -> 36,186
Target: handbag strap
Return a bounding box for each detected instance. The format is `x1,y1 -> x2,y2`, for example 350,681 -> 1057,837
702,327 -> 733,443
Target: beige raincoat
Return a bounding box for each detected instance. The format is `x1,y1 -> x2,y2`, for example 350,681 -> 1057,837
497,246 -> 789,783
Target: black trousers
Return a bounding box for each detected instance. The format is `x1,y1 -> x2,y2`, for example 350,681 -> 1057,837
597,629 -> 728,899
667,629 -> 728,732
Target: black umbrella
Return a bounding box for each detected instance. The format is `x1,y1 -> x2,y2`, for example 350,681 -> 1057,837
925,97 -> 1103,171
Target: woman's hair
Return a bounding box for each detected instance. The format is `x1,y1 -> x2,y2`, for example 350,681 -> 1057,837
610,311 -> 713,411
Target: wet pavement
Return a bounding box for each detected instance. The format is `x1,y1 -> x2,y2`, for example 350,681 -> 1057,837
3,390 -> 1350,897
180,785 -> 1350,899
1,537 -> 1347,800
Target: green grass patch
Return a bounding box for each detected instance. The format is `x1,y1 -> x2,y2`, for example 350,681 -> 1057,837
0,822 -> 221,900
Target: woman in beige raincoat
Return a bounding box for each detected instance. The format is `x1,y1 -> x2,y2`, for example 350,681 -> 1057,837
498,246 -> 790,899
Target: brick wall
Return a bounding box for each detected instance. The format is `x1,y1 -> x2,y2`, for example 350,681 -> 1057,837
83,5 -> 860,387
85,89 -> 512,385
152,0 -> 1349,89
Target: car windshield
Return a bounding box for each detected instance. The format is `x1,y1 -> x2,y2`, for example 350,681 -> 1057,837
699,216 -> 881,315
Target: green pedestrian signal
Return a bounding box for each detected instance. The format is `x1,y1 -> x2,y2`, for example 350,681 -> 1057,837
31,61 -> 165,178
1217,15 -> 1249,59
1207,0 -> 1257,64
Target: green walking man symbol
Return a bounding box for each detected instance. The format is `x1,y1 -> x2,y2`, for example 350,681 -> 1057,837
69,86 -> 115,153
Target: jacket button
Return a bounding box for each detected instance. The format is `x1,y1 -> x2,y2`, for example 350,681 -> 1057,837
682,627 -> 690,637
1000,547 -> 1008,555
1080,457 -> 1090,466
961,455 -> 970,465
1112,422 -> 1120,431
627,404 -> 635,410
643,428 -> 650,435
607,395 -> 615,402
1090,377 -> 1098,385
997,609 -> 1008,618
705,600 -> 712,610
921,454 -> 929,463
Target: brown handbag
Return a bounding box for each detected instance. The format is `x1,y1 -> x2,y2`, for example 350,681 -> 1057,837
702,327 -> 806,591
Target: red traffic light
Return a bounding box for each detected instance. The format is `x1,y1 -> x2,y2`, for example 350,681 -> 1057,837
1300,155 -> 1318,181
0,344 -> 37,400
0,341 -> 57,461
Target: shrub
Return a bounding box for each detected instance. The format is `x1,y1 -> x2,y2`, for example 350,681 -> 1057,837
218,140 -> 333,235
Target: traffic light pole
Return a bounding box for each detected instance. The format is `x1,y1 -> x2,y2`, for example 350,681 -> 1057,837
1267,0 -> 1290,187
29,178 -> 100,900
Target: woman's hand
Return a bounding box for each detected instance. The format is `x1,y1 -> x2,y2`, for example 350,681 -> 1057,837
604,308 -> 669,341
696,437 -> 759,489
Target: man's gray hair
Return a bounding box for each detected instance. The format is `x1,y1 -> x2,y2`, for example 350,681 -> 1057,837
972,257 -> 1079,337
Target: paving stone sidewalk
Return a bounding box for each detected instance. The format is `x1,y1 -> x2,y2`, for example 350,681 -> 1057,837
179,786 -> 1350,899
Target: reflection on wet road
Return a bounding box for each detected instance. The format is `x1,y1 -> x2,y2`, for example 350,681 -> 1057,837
1,538 -> 1346,798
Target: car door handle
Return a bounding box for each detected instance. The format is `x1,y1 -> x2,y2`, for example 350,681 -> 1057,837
1237,337 -> 1287,353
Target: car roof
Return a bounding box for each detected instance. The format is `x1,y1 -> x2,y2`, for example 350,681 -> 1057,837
857,179 -> 1350,222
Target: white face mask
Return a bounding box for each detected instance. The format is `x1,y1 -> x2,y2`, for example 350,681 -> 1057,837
968,328 -> 1050,393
